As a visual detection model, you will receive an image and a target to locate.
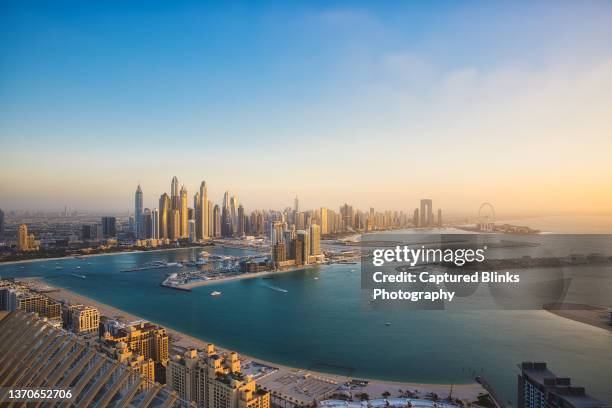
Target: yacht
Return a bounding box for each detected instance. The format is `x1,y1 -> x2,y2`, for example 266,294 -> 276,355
211,291 -> 222,296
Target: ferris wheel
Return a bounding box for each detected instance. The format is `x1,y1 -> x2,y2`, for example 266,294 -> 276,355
478,202 -> 495,231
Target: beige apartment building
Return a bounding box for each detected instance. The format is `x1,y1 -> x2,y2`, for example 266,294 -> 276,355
167,344 -> 270,408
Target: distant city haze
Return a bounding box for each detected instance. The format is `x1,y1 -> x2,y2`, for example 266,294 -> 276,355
1,2 -> 611,214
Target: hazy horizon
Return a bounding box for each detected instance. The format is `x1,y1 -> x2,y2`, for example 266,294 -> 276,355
1,1 -> 611,214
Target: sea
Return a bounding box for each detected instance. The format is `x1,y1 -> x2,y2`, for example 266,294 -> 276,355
1,215 -> 611,404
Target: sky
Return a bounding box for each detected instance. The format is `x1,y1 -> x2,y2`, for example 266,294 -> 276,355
1,1 -> 611,215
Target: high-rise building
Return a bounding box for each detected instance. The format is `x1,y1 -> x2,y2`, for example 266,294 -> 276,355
208,200 -> 214,237
237,205 -> 245,237
0,208 -> 4,240
18,223 -> 28,251
296,230 -> 310,265
320,208 -> 328,235
230,195 -> 239,235
17,224 -> 36,251
194,192 -> 201,238
135,184 -> 144,239
144,208 -> 152,239
270,221 -> 285,244
159,193 -> 171,239
517,362 -> 604,408
310,224 -> 321,256
171,176 -> 180,209
171,209 -> 181,240
180,186 -> 189,238
200,181 -> 209,239
213,204 -> 221,237
420,199 -> 433,227
294,196 -> 299,213
101,216 -> 117,238
82,223 -> 102,241
340,203 -> 354,229
152,208 -> 160,239
437,208 -> 442,227
188,220 -> 196,242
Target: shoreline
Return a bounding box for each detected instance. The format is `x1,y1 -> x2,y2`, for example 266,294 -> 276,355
543,303 -> 612,332
0,245 -> 214,266
36,278 -> 485,401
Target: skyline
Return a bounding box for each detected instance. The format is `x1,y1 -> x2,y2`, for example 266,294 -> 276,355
1,1 -> 612,213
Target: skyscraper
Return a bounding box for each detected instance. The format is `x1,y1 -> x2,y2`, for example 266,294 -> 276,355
18,224 -> 29,251
201,181 -> 209,239
180,186 -> 188,238
310,224 -> 321,256
144,208 -> 152,239
230,195 -> 239,235
159,193 -> 170,239
188,220 -> 196,242
152,208 -> 160,239
135,184 -> 144,239
213,205 -> 221,238
101,216 -> 117,238
171,209 -> 180,240
320,208 -> 328,235
194,192 -> 201,238
296,230 -> 310,264
294,196 -> 299,213
207,200 -> 213,238
0,208 -> 4,240
437,208 -> 442,227
171,176 -> 180,210
237,205 -> 245,237
420,199 -> 433,227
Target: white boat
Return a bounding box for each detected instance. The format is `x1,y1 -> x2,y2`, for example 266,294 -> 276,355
211,291 -> 222,296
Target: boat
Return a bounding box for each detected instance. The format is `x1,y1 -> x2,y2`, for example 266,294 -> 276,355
76,266 -> 81,269
71,274 -> 86,279
314,277 -> 319,280
385,322 -> 392,326
211,291 -> 222,296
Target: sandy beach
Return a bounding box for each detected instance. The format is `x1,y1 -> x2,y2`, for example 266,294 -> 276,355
544,303 -> 612,332
37,279 -> 486,402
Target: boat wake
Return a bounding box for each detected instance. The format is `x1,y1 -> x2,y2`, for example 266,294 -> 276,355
261,283 -> 288,293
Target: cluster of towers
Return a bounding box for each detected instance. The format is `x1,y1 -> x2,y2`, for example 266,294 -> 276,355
133,180 -> 444,244
134,177 -> 258,242
134,177 -> 213,241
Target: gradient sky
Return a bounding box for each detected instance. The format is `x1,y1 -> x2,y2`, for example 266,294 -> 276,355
1,1 -> 611,214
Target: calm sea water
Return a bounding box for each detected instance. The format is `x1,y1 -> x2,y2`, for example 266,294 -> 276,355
1,221 -> 611,404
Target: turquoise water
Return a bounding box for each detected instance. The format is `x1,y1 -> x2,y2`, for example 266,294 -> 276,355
1,245 -> 611,404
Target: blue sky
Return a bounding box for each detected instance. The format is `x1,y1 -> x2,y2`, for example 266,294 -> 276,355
1,1 -> 611,213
